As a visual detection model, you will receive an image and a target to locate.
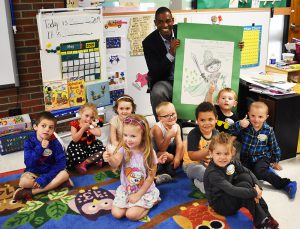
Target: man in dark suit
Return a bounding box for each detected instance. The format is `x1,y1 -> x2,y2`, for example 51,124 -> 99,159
142,7 -> 180,120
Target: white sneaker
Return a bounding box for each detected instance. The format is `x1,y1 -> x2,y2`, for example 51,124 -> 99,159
194,179 -> 205,194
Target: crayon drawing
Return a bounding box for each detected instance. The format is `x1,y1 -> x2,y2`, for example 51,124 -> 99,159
181,39 -> 234,105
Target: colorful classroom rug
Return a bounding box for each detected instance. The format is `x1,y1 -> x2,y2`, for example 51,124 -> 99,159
0,167 -> 254,229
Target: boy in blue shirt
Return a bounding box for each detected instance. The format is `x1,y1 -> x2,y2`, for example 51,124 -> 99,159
13,112 -> 72,201
229,101 -> 297,199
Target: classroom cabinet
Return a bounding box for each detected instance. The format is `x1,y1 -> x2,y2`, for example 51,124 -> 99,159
237,79 -> 300,160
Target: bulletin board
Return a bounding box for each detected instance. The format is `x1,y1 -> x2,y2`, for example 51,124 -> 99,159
37,7 -> 109,112
103,8 -> 271,117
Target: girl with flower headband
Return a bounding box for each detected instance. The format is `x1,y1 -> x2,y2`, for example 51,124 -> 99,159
109,94 -> 137,147
103,114 -> 160,221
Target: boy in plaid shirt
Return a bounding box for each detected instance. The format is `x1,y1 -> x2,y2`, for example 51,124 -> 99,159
229,101 -> 297,199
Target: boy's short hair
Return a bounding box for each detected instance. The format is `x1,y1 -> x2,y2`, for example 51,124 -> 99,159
217,88 -> 237,100
155,101 -> 174,116
35,111 -> 57,127
249,101 -> 269,114
195,102 -> 218,119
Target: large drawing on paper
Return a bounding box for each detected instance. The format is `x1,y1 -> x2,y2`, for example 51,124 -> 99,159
181,39 -> 234,105
173,23 -> 243,120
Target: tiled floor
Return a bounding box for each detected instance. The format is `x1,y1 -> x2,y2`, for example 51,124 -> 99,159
0,124 -> 299,228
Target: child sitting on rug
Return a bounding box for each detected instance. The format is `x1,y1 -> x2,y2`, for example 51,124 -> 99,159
182,102 -> 219,193
13,112 -> 72,202
151,102 -> 183,184
109,95 -> 136,147
229,101 -> 297,199
103,114 -> 160,221
204,133 -> 279,229
66,102 -> 106,174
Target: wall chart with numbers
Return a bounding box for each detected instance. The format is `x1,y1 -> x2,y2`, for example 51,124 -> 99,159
240,25 -> 262,68
60,39 -> 101,81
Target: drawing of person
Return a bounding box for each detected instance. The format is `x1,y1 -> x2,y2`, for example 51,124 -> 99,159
202,50 -> 226,99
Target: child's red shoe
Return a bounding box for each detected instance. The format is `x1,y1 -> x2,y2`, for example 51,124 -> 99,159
75,161 -> 88,174
94,159 -> 104,168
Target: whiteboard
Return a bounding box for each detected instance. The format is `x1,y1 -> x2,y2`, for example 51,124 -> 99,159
0,0 -> 19,87
104,8 -> 271,116
37,8 -> 106,83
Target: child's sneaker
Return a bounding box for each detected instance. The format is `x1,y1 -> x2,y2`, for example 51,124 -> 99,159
156,174 -> 173,185
256,217 -> 279,229
269,216 -> 279,228
13,188 -> 33,202
284,181 -> 297,199
194,179 -> 205,194
75,161 -> 88,174
94,159 -> 104,168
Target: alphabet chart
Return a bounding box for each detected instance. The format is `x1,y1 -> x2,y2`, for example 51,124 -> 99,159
60,39 -> 101,81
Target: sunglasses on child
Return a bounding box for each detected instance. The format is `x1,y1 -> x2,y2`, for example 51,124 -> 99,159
159,113 -> 176,119
217,120 -> 229,129
123,117 -> 145,130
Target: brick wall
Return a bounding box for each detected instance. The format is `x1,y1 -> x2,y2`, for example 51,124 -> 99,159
0,0 -> 64,120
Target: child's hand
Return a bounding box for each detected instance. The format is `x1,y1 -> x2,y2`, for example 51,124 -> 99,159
82,123 -> 91,131
208,83 -> 215,95
41,139 -> 49,148
271,162 -> 283,170
158,153 -> 168,164
33,181 -> 41,189
128,193 -> 141,204
240,115 -> 250,128
103,151 -> 112,162
166,126 -> 176,139
173,156 -> 181,169
254,184 -> 262,200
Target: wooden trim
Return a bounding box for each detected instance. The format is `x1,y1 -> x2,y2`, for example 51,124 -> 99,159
274,7 -> 291,15
103,7 -> 291,17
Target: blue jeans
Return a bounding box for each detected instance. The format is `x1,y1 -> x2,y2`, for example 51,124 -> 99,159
182,163 -> 206,182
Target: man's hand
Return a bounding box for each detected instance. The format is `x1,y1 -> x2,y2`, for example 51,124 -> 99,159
240,115 -> 250,128
238,41 -> 244,50
169,39 -> 180,56
41,139 -> 49,148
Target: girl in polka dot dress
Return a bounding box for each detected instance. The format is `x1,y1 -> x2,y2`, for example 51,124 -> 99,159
66,103 -> 105,174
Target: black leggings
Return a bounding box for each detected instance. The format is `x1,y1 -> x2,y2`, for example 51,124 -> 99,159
213,173 -> 270,226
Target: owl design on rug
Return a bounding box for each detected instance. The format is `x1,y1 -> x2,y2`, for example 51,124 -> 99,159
173,201 -> 230,229
68,186 -> 115,221
0,184 -> 25,214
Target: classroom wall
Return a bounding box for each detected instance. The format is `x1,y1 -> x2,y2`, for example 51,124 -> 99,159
0,0 -> 65,119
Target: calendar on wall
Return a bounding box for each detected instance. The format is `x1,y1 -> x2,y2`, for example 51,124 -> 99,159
240,25 -> 262,68
60,39 -> 101,81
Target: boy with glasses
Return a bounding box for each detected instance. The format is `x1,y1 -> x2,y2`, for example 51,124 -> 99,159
151,102 -> 183,184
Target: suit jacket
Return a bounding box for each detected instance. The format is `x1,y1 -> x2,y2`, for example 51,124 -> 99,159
142,25 -> 178,89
